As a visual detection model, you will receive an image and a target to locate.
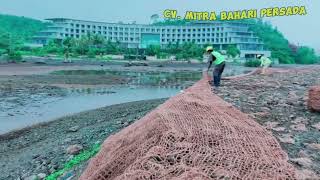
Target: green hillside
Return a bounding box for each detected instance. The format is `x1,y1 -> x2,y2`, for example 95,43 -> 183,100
0,14 -> 48,43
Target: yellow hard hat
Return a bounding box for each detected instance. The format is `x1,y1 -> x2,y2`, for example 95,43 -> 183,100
206,46 -> 213,52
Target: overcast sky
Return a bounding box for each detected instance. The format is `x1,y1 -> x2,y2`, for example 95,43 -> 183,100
0,0 -> 319,51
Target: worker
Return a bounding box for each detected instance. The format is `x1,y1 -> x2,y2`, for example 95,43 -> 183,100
206,46 -> 226,88
257,54 -> 272,74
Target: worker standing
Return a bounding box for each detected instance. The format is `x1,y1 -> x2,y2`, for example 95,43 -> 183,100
206,46 -> 226,88
257,54 -> 272,74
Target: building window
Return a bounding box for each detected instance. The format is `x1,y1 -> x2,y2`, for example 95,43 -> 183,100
93,26 -> 96,29
76,24 -> 79,28
87,25 -> 91,28
81,25 -> 85,28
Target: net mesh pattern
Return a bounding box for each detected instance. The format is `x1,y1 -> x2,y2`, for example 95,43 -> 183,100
80,73 -> 297,180
308,86 -> 320,112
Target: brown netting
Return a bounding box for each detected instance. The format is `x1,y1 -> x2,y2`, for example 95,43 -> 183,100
308,86 -> 320,112
80,73 -> 297,180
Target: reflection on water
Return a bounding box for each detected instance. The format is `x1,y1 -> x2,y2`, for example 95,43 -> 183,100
52,70 -> 203,87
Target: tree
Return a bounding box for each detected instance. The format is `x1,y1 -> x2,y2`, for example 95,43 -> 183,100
145,45 -> 160,56
295,46 -> 318,64
226,45 -> 240,58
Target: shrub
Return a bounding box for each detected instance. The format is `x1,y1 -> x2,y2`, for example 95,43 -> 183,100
244,59 -> 260,67
8,51 -> 22,62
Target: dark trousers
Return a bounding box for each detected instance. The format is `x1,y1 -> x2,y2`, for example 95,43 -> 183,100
213,62 -> 225,87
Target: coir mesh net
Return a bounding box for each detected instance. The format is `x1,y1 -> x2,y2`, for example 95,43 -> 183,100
80,73 -> 297,180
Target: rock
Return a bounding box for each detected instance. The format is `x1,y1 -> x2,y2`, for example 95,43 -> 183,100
290,123 -> 307,131
32,154 -> 40,159
66,144 -> 83,155
68,126 -> 80,132
292,117 -> 308,124
306,143 -> 320,150
296,169 -> 319,180
297,150 -> 309,158
278,135 -> 295,144
58,171 -> 75,180
291,157 -> 313,168
264,121 -> 279,130
37,173 -> 47,179
272,127 -> 286,132
64,138 -> 72,144
312,122 -> 320,130
24,175 -> 37,180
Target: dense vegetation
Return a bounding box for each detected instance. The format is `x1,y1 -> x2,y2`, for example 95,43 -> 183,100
0,14 -> 49,61
248,19 -> 318,64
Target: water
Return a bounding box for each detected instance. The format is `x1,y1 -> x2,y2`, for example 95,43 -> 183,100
0,86 -> 182,134
0,67 -> 253,134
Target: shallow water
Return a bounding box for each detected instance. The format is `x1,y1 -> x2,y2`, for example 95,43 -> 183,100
0,86 -> 182,134
0,67 -> 253,134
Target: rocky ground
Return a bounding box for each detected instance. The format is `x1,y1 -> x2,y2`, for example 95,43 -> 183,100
216,68 -> 320,178
0,99 -> 166,180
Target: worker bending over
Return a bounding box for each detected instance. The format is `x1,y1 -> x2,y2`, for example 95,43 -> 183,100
206,46 -> 226,88
257,54 -> 272,74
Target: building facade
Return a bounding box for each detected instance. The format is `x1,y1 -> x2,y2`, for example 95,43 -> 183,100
33,18 -> 271,58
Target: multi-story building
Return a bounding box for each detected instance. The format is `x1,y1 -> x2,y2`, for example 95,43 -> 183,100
33,18 -> 270,58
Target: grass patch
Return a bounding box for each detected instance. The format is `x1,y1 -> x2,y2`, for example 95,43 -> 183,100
45,143 -> 101,180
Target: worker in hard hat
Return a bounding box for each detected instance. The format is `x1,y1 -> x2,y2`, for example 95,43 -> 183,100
257,54 -> 272,75
206,46 -> 226,88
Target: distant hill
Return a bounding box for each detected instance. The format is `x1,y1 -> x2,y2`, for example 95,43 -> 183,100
0,14 -> 49,43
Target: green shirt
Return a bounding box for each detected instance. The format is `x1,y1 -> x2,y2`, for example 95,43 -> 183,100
260,57 -> 272,66
212,51 -> 225,65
